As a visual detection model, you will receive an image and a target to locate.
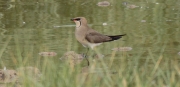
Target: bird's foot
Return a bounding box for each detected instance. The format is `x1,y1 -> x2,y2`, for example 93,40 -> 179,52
82,53 -> 88,58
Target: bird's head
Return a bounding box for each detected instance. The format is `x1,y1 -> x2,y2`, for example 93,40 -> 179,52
71,17 -> 87,28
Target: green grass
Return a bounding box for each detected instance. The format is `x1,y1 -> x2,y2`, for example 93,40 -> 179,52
0,0 -> 180,86
1,25 -> 180,87
1,37 -> 180,87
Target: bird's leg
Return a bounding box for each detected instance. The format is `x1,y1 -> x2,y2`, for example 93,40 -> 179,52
85,48 -> 89,57
84,48 -> 90,66
85,56 -> 90,66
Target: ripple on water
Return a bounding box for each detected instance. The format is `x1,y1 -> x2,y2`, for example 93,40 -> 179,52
97,1 -> 110,7
39,52 -> 57,56
112,47 -> 132,51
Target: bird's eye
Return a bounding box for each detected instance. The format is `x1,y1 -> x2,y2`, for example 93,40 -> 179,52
75,18 -> 81,21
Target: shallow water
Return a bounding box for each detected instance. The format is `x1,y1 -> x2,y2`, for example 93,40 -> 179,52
0,0 -> 180,69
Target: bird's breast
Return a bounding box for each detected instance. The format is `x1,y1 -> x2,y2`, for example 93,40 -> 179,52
75,30 -> 87,44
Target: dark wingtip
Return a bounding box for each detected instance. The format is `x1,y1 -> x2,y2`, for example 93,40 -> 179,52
108,34 -> 126,41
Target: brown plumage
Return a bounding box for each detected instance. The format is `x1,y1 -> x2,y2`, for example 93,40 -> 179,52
71,17 -> 126,66
71,17 -> 126,49
86,32 -> 126,43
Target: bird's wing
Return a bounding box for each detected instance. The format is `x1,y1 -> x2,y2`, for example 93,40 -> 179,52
85,31 -> 112,43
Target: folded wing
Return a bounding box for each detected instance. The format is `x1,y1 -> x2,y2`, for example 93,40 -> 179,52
85,31 -> 126,43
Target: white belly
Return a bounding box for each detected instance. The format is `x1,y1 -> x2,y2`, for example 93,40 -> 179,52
87,43 -> 102,49
81,42 -> 102,49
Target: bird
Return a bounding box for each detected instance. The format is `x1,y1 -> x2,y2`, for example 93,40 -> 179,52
71,17 -> 126,65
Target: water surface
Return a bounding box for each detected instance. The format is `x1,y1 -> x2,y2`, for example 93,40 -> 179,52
0,0 -> 179,70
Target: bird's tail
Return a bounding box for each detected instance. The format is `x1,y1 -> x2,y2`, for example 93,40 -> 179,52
108,34 -> 126,41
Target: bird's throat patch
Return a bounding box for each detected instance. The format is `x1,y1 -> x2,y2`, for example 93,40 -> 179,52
75,21 -> 81,28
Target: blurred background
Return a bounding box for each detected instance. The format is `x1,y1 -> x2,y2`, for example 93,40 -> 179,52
0,0 -> 180,86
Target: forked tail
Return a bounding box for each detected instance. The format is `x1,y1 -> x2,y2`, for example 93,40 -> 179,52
108,34 -> 126,41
